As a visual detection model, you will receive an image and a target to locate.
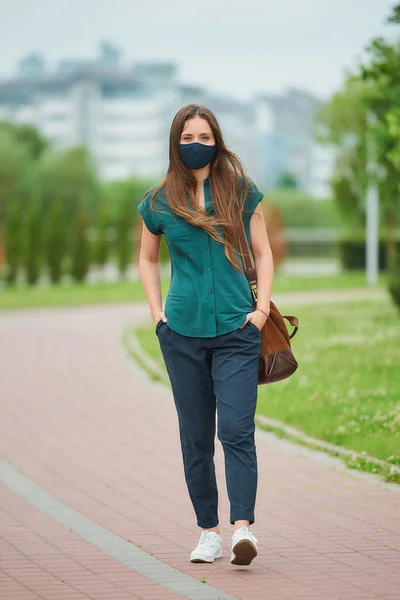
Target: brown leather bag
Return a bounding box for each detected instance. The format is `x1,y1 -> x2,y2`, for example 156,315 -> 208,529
237,218 -> 299,385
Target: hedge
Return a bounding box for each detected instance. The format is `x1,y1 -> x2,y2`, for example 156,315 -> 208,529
339,234 -> 400,271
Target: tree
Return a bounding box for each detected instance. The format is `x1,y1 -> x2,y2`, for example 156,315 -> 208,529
101,177 -> 154,225
0,122 -> 48,220
44,199 -> 66,284
0,123 -> 47,276
93,198 -> 110,275
358,4 -> 400,268
116,195 -> 133,278
21,195 -> 43,286
0,121 -> 48,160
316,4 -> 400,273
69,205 -> 91,283
388,253 -> 400,311
0,127 -> 32,223
387,109 -> 400,170
37,145 -> 99,222
315,76 -> 369,230
4,198 -> 23,285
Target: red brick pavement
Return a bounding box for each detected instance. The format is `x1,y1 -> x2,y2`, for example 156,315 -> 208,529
0,485 -> 185,600
0,303 -> 399,600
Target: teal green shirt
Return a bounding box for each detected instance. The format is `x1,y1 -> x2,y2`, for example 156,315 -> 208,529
137,177 -> 264,338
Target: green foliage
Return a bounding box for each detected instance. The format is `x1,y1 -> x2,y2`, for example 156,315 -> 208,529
0,121 -> 48,160
315,77 -> 369,228
69,206 -> 90,283
388,252 -> 400,311
276,172 -> 298,190
0,121 -> 48,228
0,120 -> 165,286
388,3 -> 400,24
102,177 -> 156,225
4,198 -> 23,285
330,173 -> 365,229
44,200 -> 66,284
317,3 -> 400,298
339,233 -> 400,271
264,189 -> 340,228
21,195 -> 43,286
0,127 -> 32,223
358,7 -> 400,269
159,236 -> 171,264
387,108 -> 400,170
93,198 -> 110,268
116,195 -> 133,277
37,145 -> 99,221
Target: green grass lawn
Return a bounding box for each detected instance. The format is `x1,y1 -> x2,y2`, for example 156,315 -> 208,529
256,298 -> 400,466
0,279 -> 169,310
134,296 -> 400,481
0,270 -> 385,311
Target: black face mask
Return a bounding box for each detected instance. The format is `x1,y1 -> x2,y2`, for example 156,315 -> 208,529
179,142 -> 216,170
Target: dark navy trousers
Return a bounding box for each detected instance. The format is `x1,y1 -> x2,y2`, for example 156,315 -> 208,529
155,318 -> 262,528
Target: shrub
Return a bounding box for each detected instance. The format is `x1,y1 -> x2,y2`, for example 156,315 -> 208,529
44,199 -> 66,284
339,233 -> 400,271
93,198 -> 110,270
116,196 -> 133,278
69,206 -> 90,283
4,198 -> 23,285
388,253 -> 400,311
22,196 -> 43,285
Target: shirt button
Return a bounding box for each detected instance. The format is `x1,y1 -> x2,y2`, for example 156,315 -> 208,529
207,267 -> 210,271
209,289 -> 212,293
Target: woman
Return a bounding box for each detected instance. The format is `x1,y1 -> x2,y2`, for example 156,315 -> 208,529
137,104 -> 274,566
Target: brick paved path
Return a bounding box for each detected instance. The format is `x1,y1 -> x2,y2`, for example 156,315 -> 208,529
0,300 -> 399,600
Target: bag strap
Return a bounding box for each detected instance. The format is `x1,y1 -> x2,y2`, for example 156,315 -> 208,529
236,211 -> 258,302
283,315 -> 299,339
236,212 -> 299,340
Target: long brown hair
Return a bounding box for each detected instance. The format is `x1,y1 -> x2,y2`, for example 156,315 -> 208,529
149,104 -> 252,272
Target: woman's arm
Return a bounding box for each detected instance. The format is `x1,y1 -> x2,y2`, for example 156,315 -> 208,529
247,204 -> 274,328
138,222 -> 165,324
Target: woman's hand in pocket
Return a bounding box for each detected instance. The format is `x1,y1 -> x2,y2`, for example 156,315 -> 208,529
240,310 -> 267,332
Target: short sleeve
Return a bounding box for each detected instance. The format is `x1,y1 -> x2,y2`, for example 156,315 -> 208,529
244,178 -> 264,219
137,191 -> 162,236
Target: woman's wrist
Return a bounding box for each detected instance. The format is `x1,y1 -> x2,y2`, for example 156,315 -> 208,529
152,309 -> 163,322
255,307 -> 269,319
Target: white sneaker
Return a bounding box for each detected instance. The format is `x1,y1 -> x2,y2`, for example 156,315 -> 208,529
231,525 -> 258,565
190,530 -> 223,563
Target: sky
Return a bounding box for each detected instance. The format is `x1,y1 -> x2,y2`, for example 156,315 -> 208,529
0,0 -> 396,102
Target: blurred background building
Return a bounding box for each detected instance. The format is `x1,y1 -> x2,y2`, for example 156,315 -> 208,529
0,42 -> 333,196
254,90 -> 334,198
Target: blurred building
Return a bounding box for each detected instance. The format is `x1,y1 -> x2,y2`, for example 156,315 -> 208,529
309,143 -> 335,198
0,45 -> 333,193
206,95 -> 257,178
0,44 -> 180,180
254,89 -> 334,198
